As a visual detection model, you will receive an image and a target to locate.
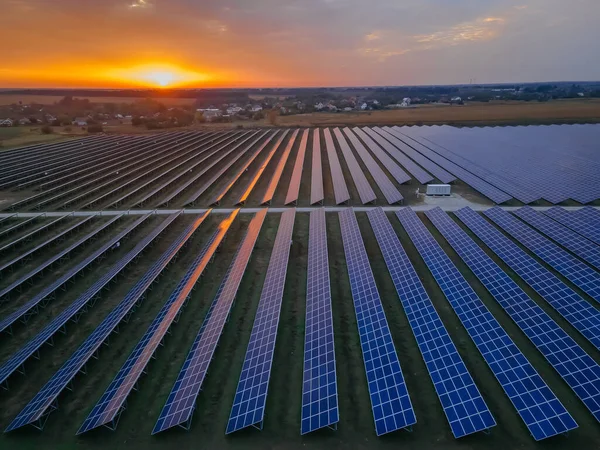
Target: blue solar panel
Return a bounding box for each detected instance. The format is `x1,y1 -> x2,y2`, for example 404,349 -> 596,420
151,209 -> 266,435
338,209 -> 416,436
226,209 -> 296,434
426,208 -> 583,434
0,213 -> 155,390
427,206 -> 600,424
333,129 -> 377,204
367,208 -> 494,439
544,207 -> 600,246
79,210 -> 238,435
5,211 -> 201,432
575,207 -> 600,226
301,209 -> 339,435
454,207 -> 600,353
485,207 -> 600,303
323,129 -> 350,205
513,207 -> 600,271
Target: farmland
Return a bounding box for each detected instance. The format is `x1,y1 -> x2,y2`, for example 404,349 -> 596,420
0,125 -> 599,450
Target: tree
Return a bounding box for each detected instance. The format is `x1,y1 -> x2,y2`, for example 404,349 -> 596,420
87,124 -> 104,133
28,117 -> 38,124
267,109 -> 279,126
132,116 -> 145,126
40,125 -> 53,135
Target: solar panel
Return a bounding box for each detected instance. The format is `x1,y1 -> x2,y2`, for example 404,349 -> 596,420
513,206 -> 600,271
310,131 -> 325,205
367,208 -> 494,438
79,210 -> 240,434
301,209 -> 339,435
342,128 -> 404,204
338,209 -> 416,436
426,206 -> 600,424
209,132 -> 278,206
423,208 -> 578,439
284,129 -> 309,205
333,129 -> 376,204
575,206 -> 600,226
361,128 -> 434,184
454,207 -> 600,352
323,128 -> 350,205
544,207 -> 600,245
0,213 -> 162,391
373,127 -> 455,184
5,211 -> 201,432
485,207 -> 600,303
0,215 -> 68,253
226,209 -> 296,434
261,130 -> 300,205
236,130 -> 290,205
0,215 -> 43,241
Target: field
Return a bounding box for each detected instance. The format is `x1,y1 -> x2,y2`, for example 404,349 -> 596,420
0,95 -> 196,106
0,126 -> 599,450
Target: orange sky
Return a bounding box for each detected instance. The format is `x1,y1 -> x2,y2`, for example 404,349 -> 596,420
2,0 -> 599,88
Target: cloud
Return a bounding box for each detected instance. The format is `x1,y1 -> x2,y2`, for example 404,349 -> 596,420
129,0 -> 152,8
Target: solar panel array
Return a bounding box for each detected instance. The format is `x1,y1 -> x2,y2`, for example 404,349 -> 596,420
426,207 -> 600,424
513,206 -> 600,271
151,209 -> 266,435
310,131 -> 325,205
454,207 -> 600,352
301,209 -> 339,435
6,211 -> 199,432
338,209 -> 416,436
576,206 -> 600,225
367,208 -> 494,438
333,129 -> 376,204
261,130 -> 299,205
285,129 -> 309,205
544,207 -> 600,246
485,207 -> 600,303
79,210 -> 237,434
424,208 -> 579,438
226,209 -> 296,434
323,128 -> 350,205
0,215 -> 68,253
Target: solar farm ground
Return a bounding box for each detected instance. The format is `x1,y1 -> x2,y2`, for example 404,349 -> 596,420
0,209 -> 600,450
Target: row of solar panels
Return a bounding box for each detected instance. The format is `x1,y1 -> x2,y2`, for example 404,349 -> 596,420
0,206 -> 598,440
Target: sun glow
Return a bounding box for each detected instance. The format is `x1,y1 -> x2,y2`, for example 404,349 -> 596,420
105,64 -> 210,88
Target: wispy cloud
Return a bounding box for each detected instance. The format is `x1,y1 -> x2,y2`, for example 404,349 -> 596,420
128,0 -> 152,10
414,16 -> 505,47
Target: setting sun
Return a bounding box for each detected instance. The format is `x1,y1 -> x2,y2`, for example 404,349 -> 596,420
104,64 -> 210,88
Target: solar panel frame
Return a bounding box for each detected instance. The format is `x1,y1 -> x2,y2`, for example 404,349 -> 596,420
332,128 -> 377,205
0,215 -> 68,253
284,129 -> 309,205
337,208 -> 416,436
423,208 -> 577,439
323,128 -> 350,205
454,207 -> 600,353
310,131 -> 325,205
300,209 -> 339,435
367,208 -> 495,439
261,130 -> 300,205
426,206 -> 600,424
79,210 -> 237,434
226,209 -> 296,434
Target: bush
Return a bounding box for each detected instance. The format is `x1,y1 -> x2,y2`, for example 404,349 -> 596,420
63,126 -> 72,132
40,125 -> 53,134
87,124 -> 104,133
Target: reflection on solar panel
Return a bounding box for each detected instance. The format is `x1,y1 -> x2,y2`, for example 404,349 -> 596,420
544,207 -> 600,245
301,209 -> 338,435
427,206 -> 600,424
0,213 -> 159,391
338,209 -> 416,436
210,132 -> 278,206
323,129 -> 350,205
79,210 -> 238,434
514,206 -> 600,271
310,131 -> 324,205
226,209 -> 296,434
342,128 -> 404,204
454,207 -> 600,352
423,208 -> 577,439
361,128 -> 434,184
485,207 -> 600,303
261,130 -> 299,205
373,127 -> 455,184
5,211 -> 200,432
333,129 -> 376,204
236,131 -> 289,205
576,206 -> 600,226
367,208 -> 494,438
0,215 -> 126,334
285,129 -> 309,205
152,209 -> 266,435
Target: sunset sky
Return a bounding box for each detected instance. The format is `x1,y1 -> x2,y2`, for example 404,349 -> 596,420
2,0 -> 599,88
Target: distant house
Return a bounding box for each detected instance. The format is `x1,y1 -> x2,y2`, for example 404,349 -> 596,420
197,108 -> 222,121
227,106 -> 243,115
251,105 -> 263,112
314,102 -> 325,111
0,118 -> 13,127
450,96 -> 463,104
73,117 -> 88,126
401,97 -> 411,107
19,118 -> 31,125
343,107 -> 353,112
360,103 -> 368,110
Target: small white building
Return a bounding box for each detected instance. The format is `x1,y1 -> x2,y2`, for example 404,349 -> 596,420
401,98 -> 411,107
315,102 -> 325,111
426,184 -> 452,196
360,103 -> 368,110
197,108 -> 222,121
0,118 -> 13,127
73,117 -> 88,126
251,105 -> 263,112
227,106 -> 243,115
